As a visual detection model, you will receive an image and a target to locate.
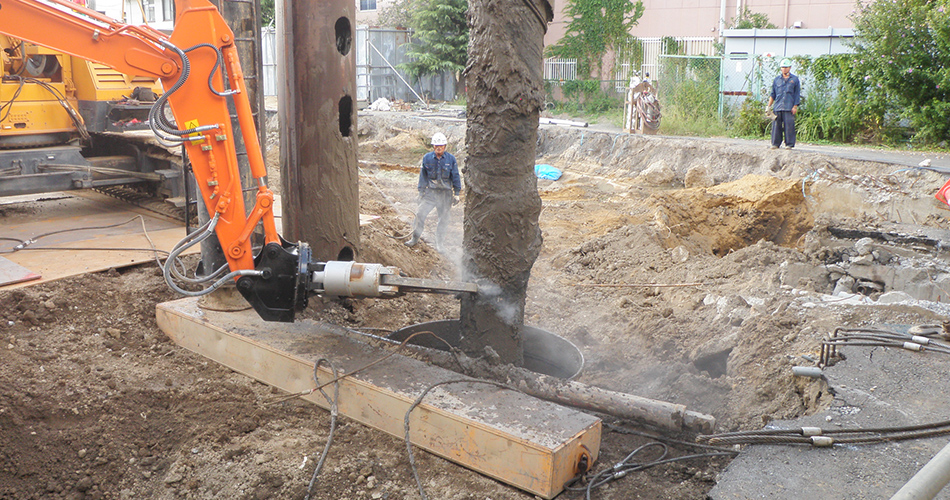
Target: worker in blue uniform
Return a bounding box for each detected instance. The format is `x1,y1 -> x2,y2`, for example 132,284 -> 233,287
768,58 -> 801,149
406,132 -> 461,252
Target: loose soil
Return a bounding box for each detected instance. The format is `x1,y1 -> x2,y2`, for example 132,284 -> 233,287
3,111 -> 950,499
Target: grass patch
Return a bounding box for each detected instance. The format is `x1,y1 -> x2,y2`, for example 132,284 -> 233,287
657,107 -> 725,137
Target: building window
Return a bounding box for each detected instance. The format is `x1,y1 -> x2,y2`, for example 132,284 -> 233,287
143,0 -> 156,22
360,0 -> 376,11
162,0 -> 173,22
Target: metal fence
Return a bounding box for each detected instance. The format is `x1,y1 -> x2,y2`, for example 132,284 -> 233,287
541,51 -> 792,121
544,57 -> 578,82
262,26 -> 277,97
540,32 -> 853,125
261,26 -> 456,103
542,36 -> 717,92
657,54 -> 789,120
616,37 -> 717,90
719,53 -> 767,116
657,54 -> 722,117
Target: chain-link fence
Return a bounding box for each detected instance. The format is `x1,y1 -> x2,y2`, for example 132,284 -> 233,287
657,55 -> 721,118
541,49 -> 814,137
543,37 -> 717,110
616,37 -> 717,92
719,53 -> 768,117
656,54 -> 784,125
261,27 -> 456,103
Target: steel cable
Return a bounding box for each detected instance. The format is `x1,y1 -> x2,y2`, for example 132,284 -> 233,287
404,379 -> 515,500
700,419 -> 950,446
821,326 -> 950,365
561,438 -> 735,500
304,358 -> 340,500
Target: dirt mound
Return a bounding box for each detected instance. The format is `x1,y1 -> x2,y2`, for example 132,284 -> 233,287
653,174 -> 814,256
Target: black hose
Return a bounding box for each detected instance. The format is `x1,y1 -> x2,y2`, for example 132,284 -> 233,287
184,43 -> 233,97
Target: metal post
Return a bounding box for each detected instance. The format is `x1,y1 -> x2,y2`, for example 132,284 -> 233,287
277,0 -> 359,262
890,439 -> 950,500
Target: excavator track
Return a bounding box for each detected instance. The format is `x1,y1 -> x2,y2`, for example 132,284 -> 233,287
88,131 -> 190,223
93,184 -> 188,222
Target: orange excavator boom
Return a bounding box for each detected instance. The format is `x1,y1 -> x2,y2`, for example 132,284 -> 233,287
0,0 -> 281,303
0,0 -> 476,321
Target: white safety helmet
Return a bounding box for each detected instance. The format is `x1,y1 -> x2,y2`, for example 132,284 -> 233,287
431,132 -> 448,146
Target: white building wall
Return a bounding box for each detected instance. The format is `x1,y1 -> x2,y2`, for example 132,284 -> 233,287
87,0 -> 174,31
355,0 -> 398,27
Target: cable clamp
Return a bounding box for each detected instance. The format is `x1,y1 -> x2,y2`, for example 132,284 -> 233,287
801,427 -> 822,437
810,436 -> 834,447
911,335 -> 931,345
902,342 -> 923,352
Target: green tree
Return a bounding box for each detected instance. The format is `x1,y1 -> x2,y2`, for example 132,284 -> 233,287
378,0 -> 415,28
729,6 -> 776,29
851,0 -> 950,143
546,0 -> 645,79
398,0 -> 468,90
260,0 -> 274,26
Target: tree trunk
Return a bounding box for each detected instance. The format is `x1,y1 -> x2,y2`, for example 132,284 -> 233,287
460,0 -> 552,365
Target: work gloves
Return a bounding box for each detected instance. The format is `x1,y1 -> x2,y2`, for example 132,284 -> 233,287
452,195 -> 460,206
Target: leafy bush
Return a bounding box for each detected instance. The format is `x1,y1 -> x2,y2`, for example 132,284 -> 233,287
730,98 -> 771,138
555,80 -> 622,115
658,56 -> 720,133
850,0 -> 950,144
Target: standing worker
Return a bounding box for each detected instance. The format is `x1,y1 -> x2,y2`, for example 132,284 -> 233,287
768,58 -> 801,150
406,132 -> 461,252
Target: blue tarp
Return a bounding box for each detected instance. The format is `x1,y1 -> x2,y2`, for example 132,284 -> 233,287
535,164 -> 562,181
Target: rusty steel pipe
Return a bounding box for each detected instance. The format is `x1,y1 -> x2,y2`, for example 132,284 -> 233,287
276,0 -> 359,262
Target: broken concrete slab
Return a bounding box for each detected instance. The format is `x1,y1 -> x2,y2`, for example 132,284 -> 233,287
710,328 -> 950,499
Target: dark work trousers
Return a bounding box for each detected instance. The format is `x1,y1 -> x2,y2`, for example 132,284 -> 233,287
412,189 -> 453,244
771,110 -> 796,148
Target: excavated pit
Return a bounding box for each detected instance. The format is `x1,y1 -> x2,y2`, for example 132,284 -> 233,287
389,319 -> 584,379
6,111 -> 950,500
355,114 -> 950,437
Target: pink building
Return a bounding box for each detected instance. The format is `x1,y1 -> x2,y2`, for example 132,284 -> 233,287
356,1 -> 860,49
544,0 -> 858,46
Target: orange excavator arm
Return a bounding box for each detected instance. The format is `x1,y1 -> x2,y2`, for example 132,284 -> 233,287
0,0 -> 477,321
0,0 -> 289,308
1,0 -> 277,269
